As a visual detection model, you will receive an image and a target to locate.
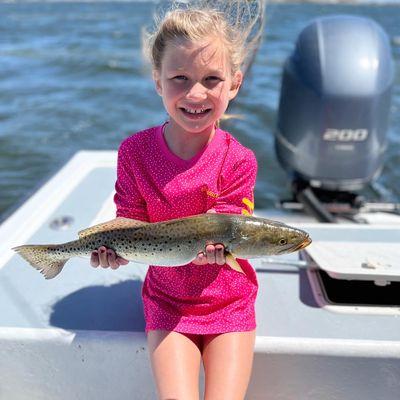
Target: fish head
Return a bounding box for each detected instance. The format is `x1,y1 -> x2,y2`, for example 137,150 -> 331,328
271,224 -> 312,255
237,219 -> 312,256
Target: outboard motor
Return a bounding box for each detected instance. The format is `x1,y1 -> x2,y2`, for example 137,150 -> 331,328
275,15 -> 394,221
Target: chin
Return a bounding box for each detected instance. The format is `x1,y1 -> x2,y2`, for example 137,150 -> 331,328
176,120 -> 216,135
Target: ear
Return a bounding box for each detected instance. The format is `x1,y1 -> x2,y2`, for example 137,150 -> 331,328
153,70 -> 163,96
228,70 -> 243,100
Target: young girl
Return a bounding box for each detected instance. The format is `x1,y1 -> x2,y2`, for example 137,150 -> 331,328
91,5 -> 259,400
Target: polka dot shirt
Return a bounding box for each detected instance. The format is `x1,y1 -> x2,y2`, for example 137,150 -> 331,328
114,124 -> 259,334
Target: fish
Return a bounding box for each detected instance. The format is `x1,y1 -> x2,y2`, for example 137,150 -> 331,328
12,213 -> 311,279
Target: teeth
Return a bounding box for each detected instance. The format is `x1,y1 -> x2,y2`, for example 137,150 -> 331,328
184,108 -> 207,114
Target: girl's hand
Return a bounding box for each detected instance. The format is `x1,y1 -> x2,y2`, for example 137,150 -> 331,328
90,246 -> 129,270
191,208 -> 226,265
192,244 -> 226,265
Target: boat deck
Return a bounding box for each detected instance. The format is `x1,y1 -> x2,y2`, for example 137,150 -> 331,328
1,151 -> 400,339
1,151 -> 399,400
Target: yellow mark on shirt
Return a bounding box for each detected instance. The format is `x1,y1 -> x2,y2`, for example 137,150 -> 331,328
202,186 -> 219,199
242,197 -> 254,212
241,209 -> 251,216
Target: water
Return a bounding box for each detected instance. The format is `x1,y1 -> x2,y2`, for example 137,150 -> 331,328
0,2 -> 399,223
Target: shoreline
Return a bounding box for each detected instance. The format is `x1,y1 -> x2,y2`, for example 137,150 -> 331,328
0,0 -> 399,5
270,0 -> 400,4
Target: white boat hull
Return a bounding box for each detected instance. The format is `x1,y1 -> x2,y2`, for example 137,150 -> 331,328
1,151 -> 399,399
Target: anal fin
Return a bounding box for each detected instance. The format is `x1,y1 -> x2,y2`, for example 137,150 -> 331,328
225,253 -> 245,274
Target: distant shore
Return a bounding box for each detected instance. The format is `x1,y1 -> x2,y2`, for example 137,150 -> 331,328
1,0 -> 400,4
1,0 -> 399,5
270,0 -> 399,4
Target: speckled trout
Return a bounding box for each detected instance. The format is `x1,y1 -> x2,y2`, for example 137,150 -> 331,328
13,213 -> 311,279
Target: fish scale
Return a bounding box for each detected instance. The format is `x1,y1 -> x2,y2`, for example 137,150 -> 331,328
13,213 -> 311,279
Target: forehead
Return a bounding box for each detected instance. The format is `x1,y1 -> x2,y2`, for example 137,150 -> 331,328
161,37 -> 229,73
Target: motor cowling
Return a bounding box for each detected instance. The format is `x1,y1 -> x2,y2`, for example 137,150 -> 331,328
275,15 -> 394,192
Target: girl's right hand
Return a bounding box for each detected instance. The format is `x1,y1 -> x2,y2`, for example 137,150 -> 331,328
90,246 -> 129,270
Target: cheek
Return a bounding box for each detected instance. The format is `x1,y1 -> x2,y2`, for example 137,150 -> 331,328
160,88 -> 180,111
209,85 -> 230,105
165,81 -> 186,97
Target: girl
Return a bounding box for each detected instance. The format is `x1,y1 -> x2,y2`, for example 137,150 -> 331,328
91,5 -> 259,400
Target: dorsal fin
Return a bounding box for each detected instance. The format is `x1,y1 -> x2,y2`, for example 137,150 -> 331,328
78,218 -> 148,238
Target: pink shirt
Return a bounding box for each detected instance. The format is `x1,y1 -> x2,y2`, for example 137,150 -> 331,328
114,124 -> 258,334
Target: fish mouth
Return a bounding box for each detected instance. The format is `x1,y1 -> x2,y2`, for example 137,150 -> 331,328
277,236 -> 312,255
294,236 -> 312,251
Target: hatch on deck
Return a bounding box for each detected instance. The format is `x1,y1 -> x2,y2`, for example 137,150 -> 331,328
303,225 -> 400,308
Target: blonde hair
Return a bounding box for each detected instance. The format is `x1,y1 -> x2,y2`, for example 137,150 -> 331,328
143,1 -> 265,76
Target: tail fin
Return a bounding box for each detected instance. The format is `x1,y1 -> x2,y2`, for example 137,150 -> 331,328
12,244 -> 69,279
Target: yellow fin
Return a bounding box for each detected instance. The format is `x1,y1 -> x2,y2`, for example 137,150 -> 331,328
225,253 -> 245,274
78,218 -> 148,238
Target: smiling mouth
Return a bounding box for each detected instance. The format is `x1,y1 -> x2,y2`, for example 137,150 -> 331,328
180,107 -> 212,117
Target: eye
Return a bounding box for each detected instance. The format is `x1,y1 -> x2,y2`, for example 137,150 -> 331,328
206,76 -> 223,82
278,238 -> 287,246
172,75 -> 188,81
203,76 -> 223,89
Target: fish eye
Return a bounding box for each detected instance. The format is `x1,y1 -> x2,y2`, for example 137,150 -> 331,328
278,238 -> 287,245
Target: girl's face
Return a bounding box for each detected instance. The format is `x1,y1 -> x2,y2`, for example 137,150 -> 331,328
153,36 -> 242,137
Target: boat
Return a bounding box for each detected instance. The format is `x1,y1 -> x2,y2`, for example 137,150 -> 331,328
1,14 -> 400,400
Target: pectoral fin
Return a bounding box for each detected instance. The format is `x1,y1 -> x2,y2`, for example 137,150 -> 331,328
225,253 -> 245,274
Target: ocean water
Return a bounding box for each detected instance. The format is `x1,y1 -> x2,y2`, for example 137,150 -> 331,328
0,2 -> 399,223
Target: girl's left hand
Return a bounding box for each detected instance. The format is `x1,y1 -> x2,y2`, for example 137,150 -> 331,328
192,209 -> 226,265
192,243 -> 226,265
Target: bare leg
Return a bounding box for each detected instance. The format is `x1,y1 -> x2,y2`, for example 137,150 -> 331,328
147,330 -> 202,400
202,331 -> 256,400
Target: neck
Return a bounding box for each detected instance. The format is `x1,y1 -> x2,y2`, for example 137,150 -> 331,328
163,122 -> 215,160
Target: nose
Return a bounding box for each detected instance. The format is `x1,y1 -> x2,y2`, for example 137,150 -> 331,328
186,82 -> 207,101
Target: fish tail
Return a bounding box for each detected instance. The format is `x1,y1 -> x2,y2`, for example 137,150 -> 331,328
12,244 -> 69,279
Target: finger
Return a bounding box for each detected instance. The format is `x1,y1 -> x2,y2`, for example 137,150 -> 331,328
98,246 -> 109,268
198,252 -> 208,264
206,245 -> 216,265
215,244 -> 225,265
107,250 -> 119,269
206,209 -> 216,214
90,251 -> 99,267
192,252 -> 207,265
116,257 -> 129,266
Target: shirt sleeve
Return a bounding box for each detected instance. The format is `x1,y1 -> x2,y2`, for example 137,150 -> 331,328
113,140 -> 149,222
212,149 -> 257,215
